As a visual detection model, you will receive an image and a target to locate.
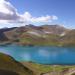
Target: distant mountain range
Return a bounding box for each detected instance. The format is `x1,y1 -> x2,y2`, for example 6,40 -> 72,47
0,24 -> 75,46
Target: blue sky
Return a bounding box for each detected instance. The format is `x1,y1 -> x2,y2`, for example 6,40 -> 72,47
0,0 -> 75,29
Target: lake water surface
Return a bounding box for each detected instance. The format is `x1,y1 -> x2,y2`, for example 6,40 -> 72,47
0,44 -> 75,64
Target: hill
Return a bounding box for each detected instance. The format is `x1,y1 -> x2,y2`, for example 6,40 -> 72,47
0,53 -> 34,75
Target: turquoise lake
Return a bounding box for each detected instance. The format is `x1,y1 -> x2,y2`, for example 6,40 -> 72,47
0,44 -> 75,64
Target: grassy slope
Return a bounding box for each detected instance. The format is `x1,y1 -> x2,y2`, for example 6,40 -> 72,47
10,29 -> 75,47
19,33 -> 60,46
0,53 -> 34,75
0,69 -> 19,75
0,53 -> 75,75
60,30 -> 75,46
21,62 -> 75,75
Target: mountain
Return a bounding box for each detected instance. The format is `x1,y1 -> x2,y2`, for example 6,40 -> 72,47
0,27 -> 16,43
60,29 -> 75,46
0,24 -> 75,46
0,53 -> 34,75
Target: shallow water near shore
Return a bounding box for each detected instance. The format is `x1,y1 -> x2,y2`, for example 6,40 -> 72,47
0,44 -> 75,64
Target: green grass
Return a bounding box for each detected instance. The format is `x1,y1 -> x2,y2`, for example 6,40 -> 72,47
19,34 -> 60,46
28,63 -> 53,73
23,62 -> 75,74
0,53 -> 34,75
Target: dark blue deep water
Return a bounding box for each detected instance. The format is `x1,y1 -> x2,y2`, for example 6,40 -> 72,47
0,44 -> 75,64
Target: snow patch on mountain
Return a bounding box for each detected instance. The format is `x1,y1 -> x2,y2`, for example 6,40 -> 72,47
27,31 -> 41,37
60,32 -> 66,36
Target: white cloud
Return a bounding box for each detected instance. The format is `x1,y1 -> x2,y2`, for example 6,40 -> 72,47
52,15 -> 58,20
30,15 -> 51,23
22,12 -> 58,23
23,12 -> 32,20
0,0 -> 14,15
0,0 -> 20,22
0,0 -> 58,26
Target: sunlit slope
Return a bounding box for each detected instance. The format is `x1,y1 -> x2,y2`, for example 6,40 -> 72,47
0,53 -> 34,75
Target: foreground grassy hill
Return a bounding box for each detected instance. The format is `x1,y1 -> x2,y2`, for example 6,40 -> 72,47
21,62 -> 75,75
0,53 -> 75,75
0,53 -> 34,75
